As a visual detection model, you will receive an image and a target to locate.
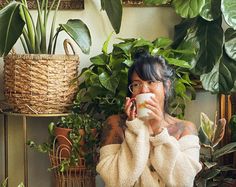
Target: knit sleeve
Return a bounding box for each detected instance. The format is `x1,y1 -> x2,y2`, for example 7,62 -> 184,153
96,118 -> 150,187
149,128 -> 202,187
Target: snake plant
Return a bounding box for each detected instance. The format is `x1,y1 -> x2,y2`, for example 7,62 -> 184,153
0,0 -> 91,56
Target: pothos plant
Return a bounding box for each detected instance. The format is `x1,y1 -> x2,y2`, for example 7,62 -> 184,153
195,112 -> 236,187
28,113 -> 102,172
74,34 -> 197,119
0,0 -> 91,56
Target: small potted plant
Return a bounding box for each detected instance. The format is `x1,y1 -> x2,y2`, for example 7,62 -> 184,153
28,112 -> 102,186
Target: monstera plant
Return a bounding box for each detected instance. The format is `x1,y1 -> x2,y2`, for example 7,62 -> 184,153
104,0 -> 236,94
195,112 -> 236,186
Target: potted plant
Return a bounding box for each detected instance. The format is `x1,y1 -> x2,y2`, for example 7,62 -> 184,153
28,113 -> 102,172
0,0 -> 91,114
74,34 -> 197,119
195,112 -> 236,187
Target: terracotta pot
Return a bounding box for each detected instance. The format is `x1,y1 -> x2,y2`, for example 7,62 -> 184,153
54,127 -> 72,158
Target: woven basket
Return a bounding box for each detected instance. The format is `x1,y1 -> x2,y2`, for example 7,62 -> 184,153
3,40 -> 79,114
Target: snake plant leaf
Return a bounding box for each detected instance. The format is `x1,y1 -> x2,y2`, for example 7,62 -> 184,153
213,142 -> 236,159
99,72 -> 119,93
0,2 -> 25,57
60,19 -> 91,54
212,118 -> 226,147
200,0 -> 221,21
225,28 -> 236,61
221,0 -> 236,29
172,0 -> 205,18
192,17 -> 223,75
101,0 -> 122,34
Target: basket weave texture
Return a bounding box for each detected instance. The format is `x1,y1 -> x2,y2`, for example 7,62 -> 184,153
4,54 -> 79,114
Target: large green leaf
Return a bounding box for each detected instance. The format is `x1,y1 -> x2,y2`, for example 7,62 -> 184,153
201,54 -> 236,93
200,0 -> 221,21
221,0 -> 236,29
60,19 -> 91,54
172,0 -> 205,18
0,2 -> 25,56
225,28 -> 236,61
192,17 -> 223,75
101,0 -> 122,34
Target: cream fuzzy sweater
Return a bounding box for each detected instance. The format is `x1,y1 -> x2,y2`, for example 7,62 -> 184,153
96,118 -> 202,187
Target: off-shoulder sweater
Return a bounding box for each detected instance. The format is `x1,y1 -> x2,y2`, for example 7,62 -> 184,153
96,118 -> 202,187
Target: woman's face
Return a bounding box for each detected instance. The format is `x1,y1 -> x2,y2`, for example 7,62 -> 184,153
130,71 -> 166,110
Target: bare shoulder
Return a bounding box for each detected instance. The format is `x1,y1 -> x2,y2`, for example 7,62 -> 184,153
166,116 -> 198,139
100,114 -> 126,146
181,120 -> 198,136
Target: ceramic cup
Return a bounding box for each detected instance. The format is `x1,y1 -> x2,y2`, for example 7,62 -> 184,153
136,93 -> 155,120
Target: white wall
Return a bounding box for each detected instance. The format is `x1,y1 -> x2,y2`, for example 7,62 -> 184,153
0,1 -> 217,186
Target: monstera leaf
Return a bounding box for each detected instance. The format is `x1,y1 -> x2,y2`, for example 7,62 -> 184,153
221,0 -> 236,29
172,0 -> 205,18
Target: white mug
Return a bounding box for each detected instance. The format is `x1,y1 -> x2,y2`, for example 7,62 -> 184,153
136,93 -> 155,120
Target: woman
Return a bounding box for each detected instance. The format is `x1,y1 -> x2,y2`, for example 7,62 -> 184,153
96,53 -> 202,187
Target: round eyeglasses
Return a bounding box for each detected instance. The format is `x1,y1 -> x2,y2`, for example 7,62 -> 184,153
128,81 -> 161,94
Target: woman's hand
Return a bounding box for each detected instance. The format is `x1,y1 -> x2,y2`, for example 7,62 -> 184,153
145,96 -> 165,134
125,97 -> 137,121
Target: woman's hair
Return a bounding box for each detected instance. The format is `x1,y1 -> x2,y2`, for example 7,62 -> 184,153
127,52 -> 175,112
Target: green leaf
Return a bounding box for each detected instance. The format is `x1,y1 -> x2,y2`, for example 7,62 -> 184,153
200,62 -> 219,93
99,72 -> 119,93
0,2 -> 25,56
204,169 -> 221,180
200,0 -> 221,21
221,0 -> 236,29
90,54 -> 108,66
172,0 -> 205,18
101,0 -> 122,34
213,142 -> 236,159
225,28 -> 236,61
60,19 -> 91,54
165,57 -> 191,68
212,118 -> 226,147
193,17 -> 223,75
102,32 -> 113,54
153,37 -> 173,49
229,115 -> 236,142
200,112 -> 214,141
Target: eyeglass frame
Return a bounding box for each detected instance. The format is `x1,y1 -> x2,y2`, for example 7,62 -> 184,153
128,80 -> 162,94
